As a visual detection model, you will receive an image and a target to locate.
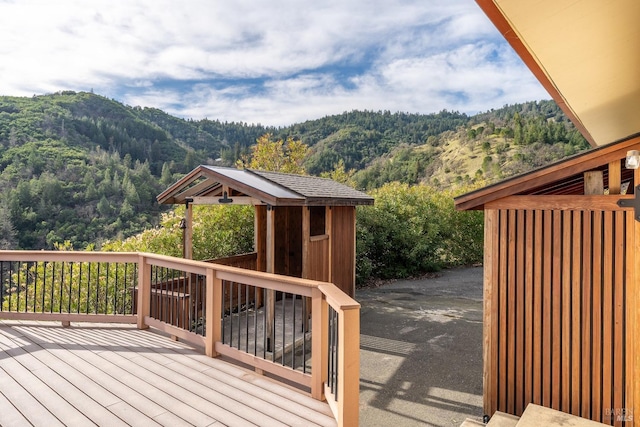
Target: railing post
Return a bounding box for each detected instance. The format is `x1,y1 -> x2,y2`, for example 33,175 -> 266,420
137,255 -> 151,330
206,268 -> 222,357
338,306 -> 360,427
311,287 -> 328,400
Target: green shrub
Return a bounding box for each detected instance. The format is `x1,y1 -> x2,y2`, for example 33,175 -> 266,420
355,182 -> 484,285
102,204 -> 254,260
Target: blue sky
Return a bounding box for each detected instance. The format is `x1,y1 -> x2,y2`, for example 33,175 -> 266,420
0,0 -> 548,127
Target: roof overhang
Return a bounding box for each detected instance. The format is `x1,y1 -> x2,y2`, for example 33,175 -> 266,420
455,135 -> 640,210
157,166 -> 375,207
477,0 -> 640,147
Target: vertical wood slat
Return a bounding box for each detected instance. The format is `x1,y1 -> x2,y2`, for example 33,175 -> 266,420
613,211 -> 625,427
515,210 -> 525,415
542,210 -> 553,409
592,210 -> 603,422
582,211 -> 593,420
523,210 -> 534,410
484,209 -> 499,417
499,210 -> 508,412
533,210 -> 543,406
507,210 -> 517,414
571,211 -> 583,415
561,210 -> 572,413
551,211 -> 562,411
602,211 -> 613,421
486,205 -> 630,425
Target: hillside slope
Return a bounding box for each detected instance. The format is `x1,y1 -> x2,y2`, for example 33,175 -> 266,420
0,92 -> 588,249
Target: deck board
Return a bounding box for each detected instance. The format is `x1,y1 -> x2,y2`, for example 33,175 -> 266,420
0,320 -> 336,427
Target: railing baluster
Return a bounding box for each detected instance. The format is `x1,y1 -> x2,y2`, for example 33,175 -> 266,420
1,262 -> 4,312
51,262 -> 56,313
292,293 -> 296,369
77,263 -> 82,314
236,281 -> 241,350
263,287 -> 267,359
221,280 -> 226,343
253,285 -> 258,356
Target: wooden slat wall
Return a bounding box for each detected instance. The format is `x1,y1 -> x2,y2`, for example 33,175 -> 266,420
330,206 -> 356,298
484,207 -> 630,426
307,238 -> 329,282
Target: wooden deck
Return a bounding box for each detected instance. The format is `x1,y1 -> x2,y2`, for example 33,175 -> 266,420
0,320 -> 337,427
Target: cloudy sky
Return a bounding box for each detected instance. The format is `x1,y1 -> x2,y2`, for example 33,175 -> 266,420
0,0 -> 548,127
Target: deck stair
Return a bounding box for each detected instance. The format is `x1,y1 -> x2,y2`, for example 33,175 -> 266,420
460,404 -> 609,427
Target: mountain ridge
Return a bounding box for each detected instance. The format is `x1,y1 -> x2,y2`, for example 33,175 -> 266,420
0,91 -> 589,249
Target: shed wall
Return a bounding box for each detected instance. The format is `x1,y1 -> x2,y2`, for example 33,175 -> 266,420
484,205 -> 631,425
331,206 -> 356,297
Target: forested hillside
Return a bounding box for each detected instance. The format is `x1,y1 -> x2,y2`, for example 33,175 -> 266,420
0,91 -> 589,250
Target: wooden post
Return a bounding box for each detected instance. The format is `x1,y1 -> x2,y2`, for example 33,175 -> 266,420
137,255 -> 150,330
609,161 -> 622,195
184,201 -> 193,259
326,206 -> 333,286
483,209 -> 498,417
302,207 -> 313,331
338,306 -> 360,427
266,205 -> 276,352
302,207 -> 310,279
311,287 -> 327,400
584,171 -> 604,195
206,268 -> 221,357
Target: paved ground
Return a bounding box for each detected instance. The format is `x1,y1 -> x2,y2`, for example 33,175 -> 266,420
357,266 -> 485,427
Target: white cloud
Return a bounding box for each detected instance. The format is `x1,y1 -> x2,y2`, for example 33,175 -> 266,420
0,0 -> 548,126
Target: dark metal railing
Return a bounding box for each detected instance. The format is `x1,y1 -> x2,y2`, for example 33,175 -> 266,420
221,280 -> 311,373
327,305 -> 339,400
147,266 -> 206,335
0,260 -> 137,315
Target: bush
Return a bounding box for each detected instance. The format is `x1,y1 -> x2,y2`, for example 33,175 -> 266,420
355,182 -> 484,285
102,204 -> 254,260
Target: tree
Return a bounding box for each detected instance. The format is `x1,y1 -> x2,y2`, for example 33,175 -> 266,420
0,206 -> 17,249
237,133 -> 308,174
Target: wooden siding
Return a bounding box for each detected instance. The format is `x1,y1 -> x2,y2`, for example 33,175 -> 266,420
307,237 -> 329,282
330,207 -> 356,298
484,206 -> 631,426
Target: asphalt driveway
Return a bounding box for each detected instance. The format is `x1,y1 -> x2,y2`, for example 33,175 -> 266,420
357,266 -> 485,427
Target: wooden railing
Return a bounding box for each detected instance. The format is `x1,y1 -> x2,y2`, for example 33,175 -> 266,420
0,250 -> 359,426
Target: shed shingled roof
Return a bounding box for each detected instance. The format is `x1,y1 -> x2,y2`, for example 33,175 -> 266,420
157,165 -> 374,206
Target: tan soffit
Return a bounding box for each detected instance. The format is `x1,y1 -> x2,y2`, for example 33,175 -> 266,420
480,0 -> 640,147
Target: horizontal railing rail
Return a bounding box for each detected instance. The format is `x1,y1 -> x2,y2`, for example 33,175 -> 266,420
0,250 -> 359,427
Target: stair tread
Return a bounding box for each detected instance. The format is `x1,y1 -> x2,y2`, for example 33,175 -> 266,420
460,418 -> 485,427
487,411 -> 519,427
518,404 -> 609,427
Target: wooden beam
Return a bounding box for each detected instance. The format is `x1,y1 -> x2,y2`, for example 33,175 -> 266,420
486,195 -> 632,211
609,160 -> 622,194
302,207 -> 310,279
189,196 -> 262,205
184,202 -> 193,259
455,135 -> 640,211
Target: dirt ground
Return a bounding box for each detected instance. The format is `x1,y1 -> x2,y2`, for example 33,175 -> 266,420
356,266 -> 485,427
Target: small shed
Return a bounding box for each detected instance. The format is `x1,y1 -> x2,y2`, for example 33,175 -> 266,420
455,136 -> 640,425
157,166 -> 374,297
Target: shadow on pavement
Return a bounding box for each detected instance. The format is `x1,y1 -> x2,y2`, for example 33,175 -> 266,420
357,266 -> 484,427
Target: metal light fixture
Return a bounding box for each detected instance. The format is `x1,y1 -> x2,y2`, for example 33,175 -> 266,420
218,191 -> 233,204
626,150 -> 640,169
